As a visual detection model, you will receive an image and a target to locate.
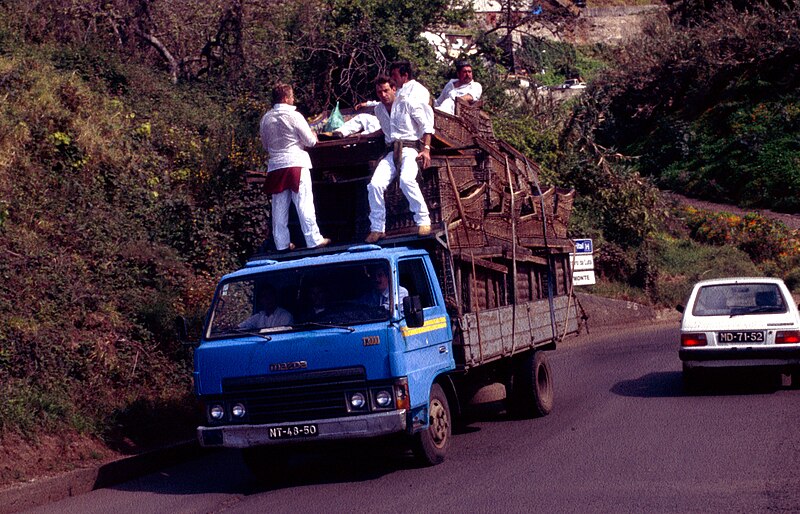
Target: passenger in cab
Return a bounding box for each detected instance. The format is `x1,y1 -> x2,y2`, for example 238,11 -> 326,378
239,284 -> 294,330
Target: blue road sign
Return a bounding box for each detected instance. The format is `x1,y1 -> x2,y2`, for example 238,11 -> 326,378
573,238 -> 593,254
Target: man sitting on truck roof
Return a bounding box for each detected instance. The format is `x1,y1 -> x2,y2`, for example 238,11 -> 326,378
239,284 -> 294,330
434,60 -> 482,115
365,62 -> 433,243
331,112 -> 381,139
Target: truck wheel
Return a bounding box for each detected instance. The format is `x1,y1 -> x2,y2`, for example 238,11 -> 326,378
241,446 -> 290,484
511,351 -> 554,418
412,383 -> 451,466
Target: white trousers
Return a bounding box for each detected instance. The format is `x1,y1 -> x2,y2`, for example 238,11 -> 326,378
271,168 -> 324,250
367,148 -> 430,233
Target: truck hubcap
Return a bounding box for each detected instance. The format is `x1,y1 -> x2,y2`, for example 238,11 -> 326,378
429,398 -> 449,447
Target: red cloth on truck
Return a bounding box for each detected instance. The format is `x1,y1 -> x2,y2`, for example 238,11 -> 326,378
263,166 -> 302,195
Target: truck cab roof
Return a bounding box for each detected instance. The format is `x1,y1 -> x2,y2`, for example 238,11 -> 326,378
227,242 -> 429,281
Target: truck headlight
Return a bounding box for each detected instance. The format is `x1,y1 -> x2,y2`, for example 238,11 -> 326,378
231,403 -> 246,418
349,392 -> 366,409
374,390 -> 392,408
209,404 -> 225,420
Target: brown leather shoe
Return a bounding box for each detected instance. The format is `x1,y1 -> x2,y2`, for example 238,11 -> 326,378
417,225 -> 431,236
314,238 -> 332,248
365,231 -> 384,243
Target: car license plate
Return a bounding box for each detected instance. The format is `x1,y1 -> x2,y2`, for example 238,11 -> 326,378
717,331 -> 765,344
268,424 -> 319,440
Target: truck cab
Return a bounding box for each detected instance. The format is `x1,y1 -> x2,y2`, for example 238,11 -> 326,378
194,244 -> 455,465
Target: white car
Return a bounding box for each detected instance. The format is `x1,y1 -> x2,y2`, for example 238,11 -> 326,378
560,79 -> 586,90
679,277 -> 800,388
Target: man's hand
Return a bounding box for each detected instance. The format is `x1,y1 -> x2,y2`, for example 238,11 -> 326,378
416,147 -> 431,169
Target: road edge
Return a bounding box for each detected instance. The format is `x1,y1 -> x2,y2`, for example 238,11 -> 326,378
0,440 -> 206,514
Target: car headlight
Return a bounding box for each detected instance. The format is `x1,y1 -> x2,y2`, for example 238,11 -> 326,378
209,404 -> 225,420
374,390 -> 392,408
350,392 -> 366,409
231,403 -> 246,418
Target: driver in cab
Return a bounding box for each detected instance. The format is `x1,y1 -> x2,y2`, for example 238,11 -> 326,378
361,267 -> 408,313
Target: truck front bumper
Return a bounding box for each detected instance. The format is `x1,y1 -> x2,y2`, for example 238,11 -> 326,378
197,409 -> 407,448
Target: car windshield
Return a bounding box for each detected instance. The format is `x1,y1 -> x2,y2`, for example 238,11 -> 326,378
205,260 -> 394,339
692,283 -> 787,317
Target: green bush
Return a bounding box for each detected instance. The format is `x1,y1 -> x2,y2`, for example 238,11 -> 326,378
650,233 -> 760,308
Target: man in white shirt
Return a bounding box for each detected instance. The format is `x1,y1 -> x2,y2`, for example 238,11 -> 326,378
434,60 -> 482,115
260,83 -> 330,251
360,266 -> 408,314
239,285 -> 294,330
365,61 -> 434,243
332,113 -> 382,138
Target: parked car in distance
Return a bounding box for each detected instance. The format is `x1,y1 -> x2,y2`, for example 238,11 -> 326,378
560,78 -> 587,90
678,277 -> 800,389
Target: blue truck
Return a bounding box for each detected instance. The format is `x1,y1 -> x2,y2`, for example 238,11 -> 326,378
186,105 -> 583,478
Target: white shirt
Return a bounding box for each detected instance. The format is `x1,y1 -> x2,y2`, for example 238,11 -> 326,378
377,80 -> 435,144
260,104 -> 317,172
238,307 -> 294,330
434,79 -> 483,114
334,113 -> 382,137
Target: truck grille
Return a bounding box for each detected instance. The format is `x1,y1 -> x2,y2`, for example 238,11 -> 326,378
221,367 -> 367,424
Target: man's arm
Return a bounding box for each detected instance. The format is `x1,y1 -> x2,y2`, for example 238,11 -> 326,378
295,112 -> 318,148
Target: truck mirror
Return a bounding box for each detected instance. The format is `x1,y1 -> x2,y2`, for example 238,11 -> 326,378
403,296 -> 424,328
174,316 -> 198,347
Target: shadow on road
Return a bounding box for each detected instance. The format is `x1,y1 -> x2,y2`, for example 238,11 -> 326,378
611,370 -> 788,398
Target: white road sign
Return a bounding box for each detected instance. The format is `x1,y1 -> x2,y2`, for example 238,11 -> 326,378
572,270 -> 596,285
569,253 -> 594,271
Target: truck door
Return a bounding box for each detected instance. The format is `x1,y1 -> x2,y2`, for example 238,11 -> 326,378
397,257 -> 455,408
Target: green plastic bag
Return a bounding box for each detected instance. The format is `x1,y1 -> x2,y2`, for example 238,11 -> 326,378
323,101 -> 344,132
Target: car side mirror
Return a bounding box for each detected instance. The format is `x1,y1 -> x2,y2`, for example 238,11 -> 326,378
676,304 -> 685,314
174,315 -> 199,347
403,296 -> 424,328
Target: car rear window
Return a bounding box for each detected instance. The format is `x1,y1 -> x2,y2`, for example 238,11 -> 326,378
692,283 -> 787,316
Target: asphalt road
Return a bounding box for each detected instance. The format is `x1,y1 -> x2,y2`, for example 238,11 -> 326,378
26,322 -> 800,513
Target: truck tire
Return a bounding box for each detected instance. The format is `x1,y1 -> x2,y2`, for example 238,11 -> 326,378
241,446 -> 291,484
412,383 -> 451,466
510,351 -> 554,418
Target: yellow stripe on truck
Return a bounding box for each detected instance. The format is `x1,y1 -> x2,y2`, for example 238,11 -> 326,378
401,317 -> 448,337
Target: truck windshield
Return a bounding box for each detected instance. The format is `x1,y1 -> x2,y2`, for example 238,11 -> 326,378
206,260 -> 394,339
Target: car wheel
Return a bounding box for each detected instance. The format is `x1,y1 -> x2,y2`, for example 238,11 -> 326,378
411,383 -> 451,466
510,351 -> 554,418
791,368 -> 800,390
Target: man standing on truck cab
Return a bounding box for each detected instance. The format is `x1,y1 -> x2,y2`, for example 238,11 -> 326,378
260,83 -> 331,251
365,62 -> 433,244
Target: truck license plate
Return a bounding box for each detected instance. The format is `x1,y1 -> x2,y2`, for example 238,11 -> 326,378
718,331 -> 765,344
268,424 -> 319,440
